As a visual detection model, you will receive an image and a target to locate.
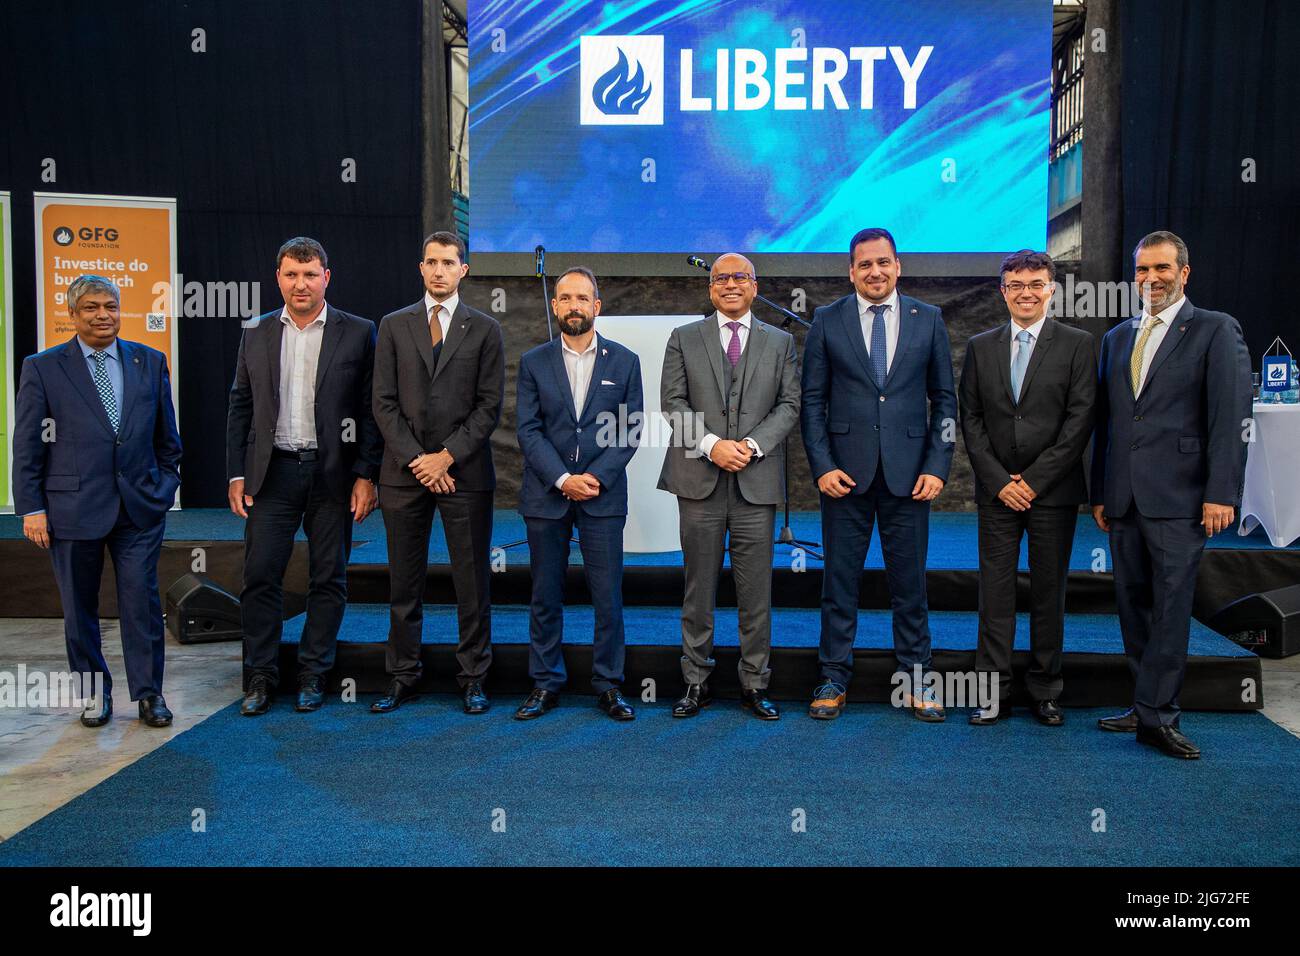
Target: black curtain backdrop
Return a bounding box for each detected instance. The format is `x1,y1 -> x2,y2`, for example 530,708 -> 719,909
1121,0 -> 1300,359
0,0 -> 424,507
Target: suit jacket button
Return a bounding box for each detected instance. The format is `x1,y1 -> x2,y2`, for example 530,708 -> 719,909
1015,415 -> 1022,421
1130,443 -> 1138,450
874,425 -> 879,431
576,427 -> 582,433
879,395 -> 886,402
1134,415 -> 1142,421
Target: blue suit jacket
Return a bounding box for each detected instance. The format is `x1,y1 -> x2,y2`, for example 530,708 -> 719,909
1091,299 -> 1252,519
12,337 -> 182,539
516,334 -> 643,519
801,292 -> 957,497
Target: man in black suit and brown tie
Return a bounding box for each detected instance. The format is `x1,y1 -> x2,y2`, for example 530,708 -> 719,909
227,237 -> 383,716
1091,231 -> 1252,758
369,230 -> 505,715
959,250 -> 1096,725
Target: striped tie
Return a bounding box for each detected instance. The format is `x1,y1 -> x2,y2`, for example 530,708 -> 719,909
90,351 -> 120,432
1130,317 -> 1162,396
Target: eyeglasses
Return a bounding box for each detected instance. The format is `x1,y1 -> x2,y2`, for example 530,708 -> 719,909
1002,281 -> 1050,293
710,272 -> 755,286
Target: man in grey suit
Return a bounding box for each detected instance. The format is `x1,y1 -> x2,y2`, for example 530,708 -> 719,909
658,253 -> 801,719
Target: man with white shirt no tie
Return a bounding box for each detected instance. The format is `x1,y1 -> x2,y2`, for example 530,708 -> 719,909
370,231 -> 504,715
226,237 -> 382,716
514,267 -> 643,721
657,254 -> 800,718
959,251 -> 1096,725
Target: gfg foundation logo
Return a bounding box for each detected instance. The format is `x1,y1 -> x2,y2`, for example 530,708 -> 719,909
580,35 -> 664,125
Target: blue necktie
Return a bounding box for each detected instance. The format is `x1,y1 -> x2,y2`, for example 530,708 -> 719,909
1010,329 -> 1032,402
91,351 -> 120,431
868,304 -> 889,386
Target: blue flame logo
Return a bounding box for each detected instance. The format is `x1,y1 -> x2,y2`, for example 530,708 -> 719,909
593,49 -> 652,115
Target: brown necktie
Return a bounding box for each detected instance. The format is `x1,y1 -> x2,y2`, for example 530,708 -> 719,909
430,307 -> 444,348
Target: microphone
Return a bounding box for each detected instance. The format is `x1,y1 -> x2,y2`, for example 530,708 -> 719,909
535,245 -> 546,278
686,255 -> 710,271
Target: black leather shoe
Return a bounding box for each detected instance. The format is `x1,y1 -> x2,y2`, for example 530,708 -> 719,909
241,675 -> 272,717
968,704 -> 1005,725
1033,699 -> 1064,726
295,675 -> 324,712
463,680 -> 490,715
139,694 -> 173,727
596,688 -> 636,721
515,688 -> 559,720
672,683 -> 711,718
1097,707 -> 1139,732
1137,722 -> 1201,759
80,693 -> 112,728
741,688 -> 780,720
371,681 -> 419,713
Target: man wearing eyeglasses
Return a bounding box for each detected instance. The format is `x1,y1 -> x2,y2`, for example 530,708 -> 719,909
658,253 -> 800,719
801,227 -> 957,721
958,250 -> 1097,726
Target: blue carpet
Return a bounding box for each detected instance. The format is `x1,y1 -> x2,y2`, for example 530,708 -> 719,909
0,699 -> 1295,866
283,604 -> 1254,657
2,509 -> 1290,570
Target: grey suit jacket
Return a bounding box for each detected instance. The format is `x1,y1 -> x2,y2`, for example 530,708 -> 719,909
372,298 -> 504,491
657,314 -> 800,506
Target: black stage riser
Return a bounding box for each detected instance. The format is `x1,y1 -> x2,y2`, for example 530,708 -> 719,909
277,643 -> 1262,712
347,563 -> 1120,613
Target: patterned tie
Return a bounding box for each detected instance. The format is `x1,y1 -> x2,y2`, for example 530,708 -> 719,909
1010,329 -> 1032,402
1130,316 -> 1162,396
725,320 -> 743,367
868,304 -> 889,386
430,306 -> 444,348
90,350 -> 120,432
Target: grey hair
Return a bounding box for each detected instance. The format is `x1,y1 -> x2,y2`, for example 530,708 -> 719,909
66,274 -> 121,314
1134,230 -> 1189,271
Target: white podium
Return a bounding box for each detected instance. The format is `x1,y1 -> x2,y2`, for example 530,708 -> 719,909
596,314 -> 702,552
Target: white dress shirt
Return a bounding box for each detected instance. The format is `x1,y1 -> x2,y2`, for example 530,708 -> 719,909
1009,314 -> 1048,368
1134,296 -> 1183,395
425,290 -> 457,341
858,290 -> 900,373
274,303 -> 328,450
555,332 -> 599,490
699,311 -> 762,461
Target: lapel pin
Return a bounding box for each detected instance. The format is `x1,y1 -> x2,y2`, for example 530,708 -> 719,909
602,348 -> 607,356
1179,325 -> 1187,332
910,308 -> 918,314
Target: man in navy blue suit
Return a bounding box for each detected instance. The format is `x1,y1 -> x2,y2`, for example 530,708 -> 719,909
801,228 -> 957,721
13,274 -> 182,728
514,267 -> 643,721
1092,231 -> 1252,758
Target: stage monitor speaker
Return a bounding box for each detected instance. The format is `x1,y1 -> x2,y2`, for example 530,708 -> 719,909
166,573 -> 242,645
1208,584 -> 1300,659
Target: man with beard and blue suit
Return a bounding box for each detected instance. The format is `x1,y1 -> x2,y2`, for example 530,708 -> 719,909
514,267 -> 643,721
1092,231 -> 1252,758
801,227 -> 957,721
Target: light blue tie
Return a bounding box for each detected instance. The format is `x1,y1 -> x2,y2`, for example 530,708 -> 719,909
1010,329 -> 1032,402
91,351 -> 120,432
868,304 -> 889,386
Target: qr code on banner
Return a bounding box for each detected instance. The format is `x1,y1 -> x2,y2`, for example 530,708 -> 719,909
146,313 -> 167,332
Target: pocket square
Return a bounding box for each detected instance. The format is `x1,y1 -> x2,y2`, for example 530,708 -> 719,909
601,379 -> 617,385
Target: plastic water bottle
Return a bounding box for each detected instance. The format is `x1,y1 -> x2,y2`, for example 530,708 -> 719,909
1285,361 -> 1300,404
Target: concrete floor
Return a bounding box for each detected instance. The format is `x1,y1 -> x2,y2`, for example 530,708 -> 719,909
1,618 -> 1298,842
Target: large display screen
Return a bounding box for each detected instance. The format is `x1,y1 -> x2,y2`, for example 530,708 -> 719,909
468,0 -> 1051,255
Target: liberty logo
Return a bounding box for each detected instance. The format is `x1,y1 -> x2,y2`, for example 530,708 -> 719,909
53,226 -> 73,246
580,35 -> 664,126
594,49 -> 651,115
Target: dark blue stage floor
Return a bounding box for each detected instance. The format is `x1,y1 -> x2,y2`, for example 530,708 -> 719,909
2,697 -> 1295,867
2,509 -> 1290,570
281,603 -> 1251,658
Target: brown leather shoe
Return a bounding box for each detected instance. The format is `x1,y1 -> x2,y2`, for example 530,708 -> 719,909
904,690 -> 947,722
809,681 -> 847,720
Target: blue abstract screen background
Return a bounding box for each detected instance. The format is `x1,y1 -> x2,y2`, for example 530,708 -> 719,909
468,0 -> 1051,254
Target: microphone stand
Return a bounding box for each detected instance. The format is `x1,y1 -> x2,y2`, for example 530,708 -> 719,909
688,257 -> 821,559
